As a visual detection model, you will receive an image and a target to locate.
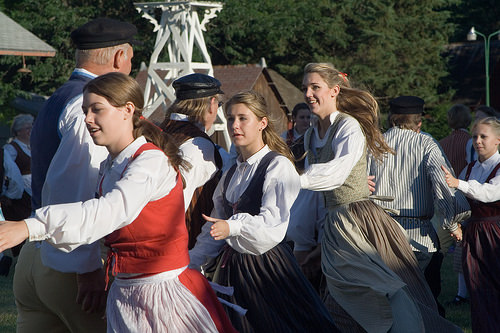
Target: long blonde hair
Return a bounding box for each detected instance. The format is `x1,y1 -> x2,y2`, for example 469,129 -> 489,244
304,63 -> 394,161
225,90 -> 295,163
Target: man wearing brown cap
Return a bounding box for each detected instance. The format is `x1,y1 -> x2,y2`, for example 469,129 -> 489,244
14,17 -> 138,332
367,96 -> 470,321
160,73 -> 224,250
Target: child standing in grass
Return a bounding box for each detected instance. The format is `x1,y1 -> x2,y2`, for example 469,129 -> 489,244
442,116 -> 500,333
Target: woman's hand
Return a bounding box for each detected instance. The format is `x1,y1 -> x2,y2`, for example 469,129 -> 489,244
202,214 -> 230,240
0,220 -> 29,252
441,165 -> 459,188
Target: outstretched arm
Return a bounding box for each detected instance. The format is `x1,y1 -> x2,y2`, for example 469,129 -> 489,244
441,165 -> 459,188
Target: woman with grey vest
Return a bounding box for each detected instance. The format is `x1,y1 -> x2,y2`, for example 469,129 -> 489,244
300,63 -> 461,333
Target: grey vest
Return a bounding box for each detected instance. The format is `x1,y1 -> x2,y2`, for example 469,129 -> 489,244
304,113 -> 369,207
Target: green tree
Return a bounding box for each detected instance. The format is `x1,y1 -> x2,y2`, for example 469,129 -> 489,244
447,0 -> 500,43
205,0 -> 458,137
0,0 -> 154,122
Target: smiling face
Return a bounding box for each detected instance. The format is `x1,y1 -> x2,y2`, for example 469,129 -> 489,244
472,123 -> 500,162
82,92 -> 135,157
302,72 -> 339,120
226,103 -> 267,160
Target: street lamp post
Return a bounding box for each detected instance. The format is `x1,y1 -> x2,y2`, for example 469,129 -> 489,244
467,27 -> 500,106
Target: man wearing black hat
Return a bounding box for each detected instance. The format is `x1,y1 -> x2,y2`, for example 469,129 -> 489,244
367,95 -> 470,316
160,73 -> 224,250
14,18 -> 138,332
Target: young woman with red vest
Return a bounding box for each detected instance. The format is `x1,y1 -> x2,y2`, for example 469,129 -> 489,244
442,116 -> 500,333
0,72 -> 236,333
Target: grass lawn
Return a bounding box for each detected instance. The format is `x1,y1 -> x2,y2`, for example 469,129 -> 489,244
0,250 -> 472,332
0,254 -> 17,333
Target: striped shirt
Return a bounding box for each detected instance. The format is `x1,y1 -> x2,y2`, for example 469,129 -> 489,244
440,129 -> 470,176
368,127 -> 470,252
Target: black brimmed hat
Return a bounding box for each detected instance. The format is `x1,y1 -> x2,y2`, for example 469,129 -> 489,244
389,96 -> 425,114
173,73 -> 224,100
71,18 -> 139,50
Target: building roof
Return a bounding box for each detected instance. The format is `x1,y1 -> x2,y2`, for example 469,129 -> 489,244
135,64 -> 304,123
213,64 -> 304,115
0,11 -> 56,57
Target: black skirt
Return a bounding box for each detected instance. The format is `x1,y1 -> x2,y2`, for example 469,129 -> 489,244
213,242 -> 338,333
462,217 -> 500,333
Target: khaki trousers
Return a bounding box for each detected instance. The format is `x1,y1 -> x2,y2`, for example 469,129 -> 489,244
13,242 -> 106,333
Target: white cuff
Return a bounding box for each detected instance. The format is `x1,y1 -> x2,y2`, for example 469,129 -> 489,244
25,217 -> 49,241
227,216 -> 242,237
457,180 -> 470,194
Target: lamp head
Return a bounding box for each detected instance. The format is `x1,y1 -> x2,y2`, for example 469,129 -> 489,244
467,27 -> 477,41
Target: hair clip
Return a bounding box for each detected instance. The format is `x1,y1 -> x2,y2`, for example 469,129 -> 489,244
339,72 -> 348,83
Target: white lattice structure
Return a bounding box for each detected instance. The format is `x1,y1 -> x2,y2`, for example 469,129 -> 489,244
135,1 -> 230,148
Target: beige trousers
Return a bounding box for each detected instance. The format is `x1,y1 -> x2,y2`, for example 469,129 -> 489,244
13,242 -> 106,333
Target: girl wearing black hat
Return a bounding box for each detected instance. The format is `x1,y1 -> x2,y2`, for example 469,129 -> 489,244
300,63 -> 461,332
0,73 -> 236,333
189,90 -> 338,332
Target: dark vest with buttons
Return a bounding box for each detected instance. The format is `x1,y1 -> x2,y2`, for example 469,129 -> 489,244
222,151 -> 278,218
30,70 -> 94,210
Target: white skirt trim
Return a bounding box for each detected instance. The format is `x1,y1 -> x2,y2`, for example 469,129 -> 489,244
106,266 -> 219,333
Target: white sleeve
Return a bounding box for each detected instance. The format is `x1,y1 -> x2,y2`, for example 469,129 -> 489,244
225,156 -> 300,255
457,169 -> 500,203
179,137 -> 218,210
2,149 -> 24,199
41,96 -> 108,206
25,151 -> 177,252
300,117 -> 365,191
188,174 -> 227,268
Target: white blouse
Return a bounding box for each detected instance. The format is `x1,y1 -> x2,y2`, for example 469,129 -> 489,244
170,113 -> 219,211
25,136 -> 178,252
458,151 -> 500,203
189,145 -> 300,267
300,111 -> 365,191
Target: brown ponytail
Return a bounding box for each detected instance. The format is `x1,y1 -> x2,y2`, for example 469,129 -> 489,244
83,72 -> 190,172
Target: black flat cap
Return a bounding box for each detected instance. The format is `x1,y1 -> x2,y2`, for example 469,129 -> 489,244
389,96 -> 425,114
173,73 -> 224,100
71,18 -> 139,50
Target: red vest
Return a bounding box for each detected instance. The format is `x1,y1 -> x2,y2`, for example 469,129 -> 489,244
104,143 -> 189,276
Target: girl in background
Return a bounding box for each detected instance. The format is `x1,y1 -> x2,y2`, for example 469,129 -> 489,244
0,72 -> 235,333
190,90 -> 338,332
442,116 -> 500,333
282,102 -> 311,146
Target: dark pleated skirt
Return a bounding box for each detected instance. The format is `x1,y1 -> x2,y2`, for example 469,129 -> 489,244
462,218 -> 500,333
212,242 -> 339,333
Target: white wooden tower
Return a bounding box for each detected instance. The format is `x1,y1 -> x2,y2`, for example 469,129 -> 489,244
134,1 -> 230,147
